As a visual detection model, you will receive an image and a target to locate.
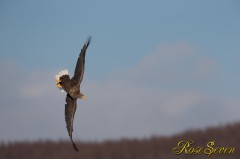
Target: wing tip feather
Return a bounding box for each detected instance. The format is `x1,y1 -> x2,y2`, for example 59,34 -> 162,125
86,36 -> 91,46
72,140 -> 79,152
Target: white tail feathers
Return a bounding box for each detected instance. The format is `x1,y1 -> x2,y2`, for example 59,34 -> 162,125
55,69 -> 69,80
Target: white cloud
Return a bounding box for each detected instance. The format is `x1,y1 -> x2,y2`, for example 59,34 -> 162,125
160,91 -> 205,116
126,42 -> 217,86
193,57 -> 217,80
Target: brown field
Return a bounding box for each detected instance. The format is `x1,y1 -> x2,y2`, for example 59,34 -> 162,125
1,122 -> 240,159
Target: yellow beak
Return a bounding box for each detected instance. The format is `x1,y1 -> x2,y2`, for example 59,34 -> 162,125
56,83 -> 62,88
56,79 -> 62,88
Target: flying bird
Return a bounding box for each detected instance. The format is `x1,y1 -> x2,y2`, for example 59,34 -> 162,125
55,36 -> 91,151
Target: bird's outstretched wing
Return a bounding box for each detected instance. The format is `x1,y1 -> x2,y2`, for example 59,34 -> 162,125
65,94 -> 78,151
71,36 -> 91,86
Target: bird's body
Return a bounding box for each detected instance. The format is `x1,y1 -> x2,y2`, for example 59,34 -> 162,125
55,37 -> 91,151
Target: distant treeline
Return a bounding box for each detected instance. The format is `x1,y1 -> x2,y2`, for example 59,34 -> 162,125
1,122 -> 240,159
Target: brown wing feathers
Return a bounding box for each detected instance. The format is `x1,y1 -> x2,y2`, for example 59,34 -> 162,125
71,36 -> 91,85
65,94 -> 79,151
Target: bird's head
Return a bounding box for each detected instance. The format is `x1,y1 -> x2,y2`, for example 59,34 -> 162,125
55,69 -> 69,92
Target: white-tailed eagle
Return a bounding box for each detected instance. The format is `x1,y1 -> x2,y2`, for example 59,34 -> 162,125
55,36 -> 91,151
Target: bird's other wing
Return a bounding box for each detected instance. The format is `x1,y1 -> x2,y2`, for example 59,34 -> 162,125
71,36 -> 91,86
65,94 -> 79,152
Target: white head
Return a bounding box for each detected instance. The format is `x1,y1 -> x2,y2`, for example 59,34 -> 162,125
55,69 -> 69,92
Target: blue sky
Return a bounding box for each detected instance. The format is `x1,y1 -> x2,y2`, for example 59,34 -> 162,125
0,0 -> 240,142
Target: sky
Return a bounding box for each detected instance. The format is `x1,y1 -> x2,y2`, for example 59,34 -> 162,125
0,0 -> 240,142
